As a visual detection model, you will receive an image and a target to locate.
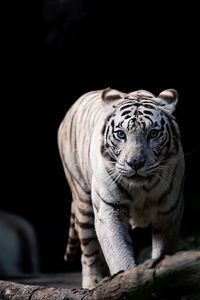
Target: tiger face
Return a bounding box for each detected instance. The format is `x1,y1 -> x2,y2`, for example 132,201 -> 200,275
102,88 -> 180,182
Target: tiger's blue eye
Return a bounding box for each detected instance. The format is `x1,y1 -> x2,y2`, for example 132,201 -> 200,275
115,130 -> 126,140
149,129 -> 159,139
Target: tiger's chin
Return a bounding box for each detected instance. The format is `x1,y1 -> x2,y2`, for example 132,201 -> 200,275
123,173 -> 155,183
133,175 -> 156,186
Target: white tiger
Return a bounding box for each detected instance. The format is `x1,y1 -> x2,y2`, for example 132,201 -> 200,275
58,88 -> 185,289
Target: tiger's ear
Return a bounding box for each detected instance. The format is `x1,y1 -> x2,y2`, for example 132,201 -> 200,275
157,89 -> 178,113
101,88 -> 126,113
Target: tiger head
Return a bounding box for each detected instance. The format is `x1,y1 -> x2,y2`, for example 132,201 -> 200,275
101,88 -> 181,182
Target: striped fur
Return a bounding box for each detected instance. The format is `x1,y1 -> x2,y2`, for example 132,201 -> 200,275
58,88 -> 185,289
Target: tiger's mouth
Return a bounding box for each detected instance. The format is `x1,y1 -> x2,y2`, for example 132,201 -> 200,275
115,161 -> 159,180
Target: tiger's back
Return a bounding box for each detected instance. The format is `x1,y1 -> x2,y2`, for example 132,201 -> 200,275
58,88 -> 185,289
58,90 -> 109,288
58,90 -> 104,189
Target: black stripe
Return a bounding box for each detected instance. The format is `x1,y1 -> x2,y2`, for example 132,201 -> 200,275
160,117 -> 165,127
172,137 -> 179,154
158,177 -> 184,215
84,258 -> 99,267
95,188 -> 116,208
104,115 -> 112,138
71,212 -> 75,219
143,115 -> 153,125
75,194 -> 92,204
153,133 -> 163,143
162,124 -> 171,155
68,237 -> 79,246
80,237 -> 97,245
75,204 -> 94,218
101,123 -> 106,135
71,178 -> 91,199
143,110 -> 153,116
64,163 -> 91,195
121,110 -> 132,116
143,104 -> 155,109
109,138 -> 118,148
165,123 -> 171,138
124,115 -> 132,119
152,149 -> 159,157
140,121 -> 146,130
153,201 -> 184,234
169,118 -> 180,139
94,188 -> 129,210
111,119 -> 115,130
117,182 -> 133,201
83,250 -> 99,258
105,125 -> 110,141
75,219 -> 94,229
143,177 -> 160,193
157,163 -> 179,204
119,104 -> 135,111
116,120 -> 124,128
158,135 -> 168,148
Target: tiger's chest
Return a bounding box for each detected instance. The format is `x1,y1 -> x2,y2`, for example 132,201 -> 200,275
129,195 -> 156,228
125,182 -> 163,228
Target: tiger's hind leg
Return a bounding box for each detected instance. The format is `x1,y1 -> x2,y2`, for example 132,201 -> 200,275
70,179 -> 108,289
64,201 -> 80,262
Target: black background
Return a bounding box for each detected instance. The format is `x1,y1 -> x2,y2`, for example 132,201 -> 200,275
3,1 -> 200,272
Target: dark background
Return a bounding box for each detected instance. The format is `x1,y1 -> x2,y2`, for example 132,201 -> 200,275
3,1 -> 200,273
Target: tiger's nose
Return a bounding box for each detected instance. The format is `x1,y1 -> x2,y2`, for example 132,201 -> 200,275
126,158 -> 145,171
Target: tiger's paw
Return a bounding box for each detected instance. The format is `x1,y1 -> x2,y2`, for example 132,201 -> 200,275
82,274 -> 105,290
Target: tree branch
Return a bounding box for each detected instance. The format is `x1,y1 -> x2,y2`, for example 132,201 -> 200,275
0,251 -> 199,300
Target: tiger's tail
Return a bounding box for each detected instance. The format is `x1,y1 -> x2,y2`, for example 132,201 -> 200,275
64,202 -> 79,262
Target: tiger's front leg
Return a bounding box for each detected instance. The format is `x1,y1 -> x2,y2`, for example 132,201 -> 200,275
92,184 -> 136,275
151,209 -> 183,261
